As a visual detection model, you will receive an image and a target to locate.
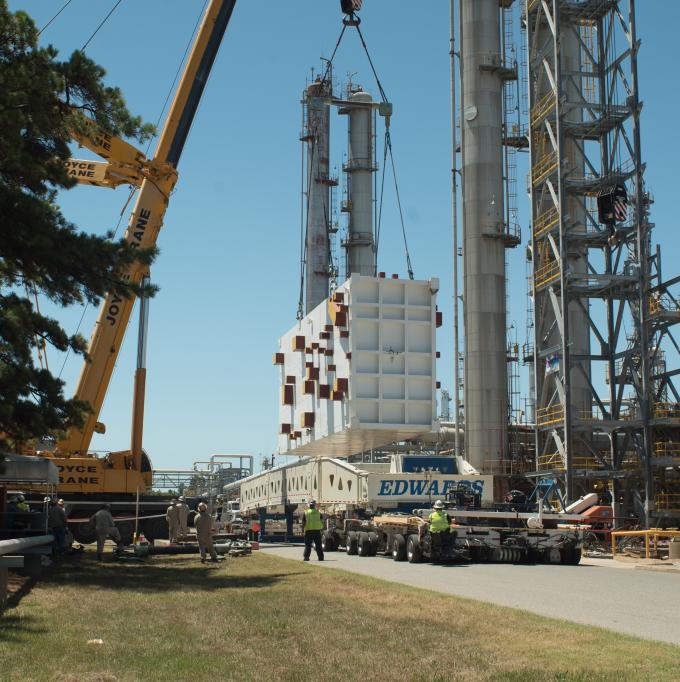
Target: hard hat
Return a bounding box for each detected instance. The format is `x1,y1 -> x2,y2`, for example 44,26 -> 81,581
309,500 -> 317,507
433,500 -> 444,509
57,499 -> 65,506
198,502 -> 208,511
178,496 -> 185,501
17,494 -> 25,502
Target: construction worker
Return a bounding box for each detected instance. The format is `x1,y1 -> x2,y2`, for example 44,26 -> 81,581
166,497 -> 180,543
176,496 -> 190,539
428,500 -> 451,559
302,500 -> 324,562
47,498 -> 68,554
90,504 -> 122,561
15,494 -> 29,512
194,502 -> 218,563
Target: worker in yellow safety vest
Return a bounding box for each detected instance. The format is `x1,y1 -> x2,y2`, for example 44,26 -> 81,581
302,500 -> 324,562
428,500 -> 451,557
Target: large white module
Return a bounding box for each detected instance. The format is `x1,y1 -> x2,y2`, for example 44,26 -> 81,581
274,275 -> 440,456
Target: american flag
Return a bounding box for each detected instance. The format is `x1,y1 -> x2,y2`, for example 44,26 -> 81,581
341,0 -> 363,14
613,192 -> 628,222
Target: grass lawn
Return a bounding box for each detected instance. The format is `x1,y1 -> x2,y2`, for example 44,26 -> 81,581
0,550 -> 678,682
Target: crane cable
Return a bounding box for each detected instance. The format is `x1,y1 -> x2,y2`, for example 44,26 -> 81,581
81,0 -> 125,52
354,22 -> 414,279
37,0 -> 74,36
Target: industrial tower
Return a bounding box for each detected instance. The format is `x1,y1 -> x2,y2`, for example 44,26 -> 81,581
302,78 -> 333,313
459,0 -> 521,474
525,0 -> 680,523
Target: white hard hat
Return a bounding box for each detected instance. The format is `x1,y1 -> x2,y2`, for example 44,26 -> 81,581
178,496 -> 185,501
17,494 -> 25,501
198,502 -> 207,511
57,499 -> 65,505
433,500 -> 444,509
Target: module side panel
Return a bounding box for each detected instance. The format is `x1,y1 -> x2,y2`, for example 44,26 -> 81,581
275,275 -> 439,457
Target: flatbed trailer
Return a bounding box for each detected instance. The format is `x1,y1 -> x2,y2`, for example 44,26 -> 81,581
321,507 -> 587,565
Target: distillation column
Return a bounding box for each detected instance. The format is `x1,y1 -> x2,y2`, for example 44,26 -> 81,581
344,90 -> 376,277
304,79 -> 332,312
459,0 -> 507,471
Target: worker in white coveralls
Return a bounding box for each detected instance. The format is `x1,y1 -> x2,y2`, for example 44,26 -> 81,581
428,500 -> 451,559
176,496 -> 190,539
194,502 -> 219,563
302,500 -> 324,562
166,497 -> 180,543
90,504 -> 122,561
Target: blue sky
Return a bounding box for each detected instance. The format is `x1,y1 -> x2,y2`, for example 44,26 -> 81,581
9,1 -> 680,473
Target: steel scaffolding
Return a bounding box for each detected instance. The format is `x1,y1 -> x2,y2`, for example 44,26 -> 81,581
525,0 -> 680,524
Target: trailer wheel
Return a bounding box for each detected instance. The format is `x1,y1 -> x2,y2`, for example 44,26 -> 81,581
358,532 -> 371,557
141,517 -> 168,542
71,519 -> 96,545
406,534 -> 422,563
321,532 -> 336,552
116,521 -> 134,546
367,532 -> 379,556
561,546 -> 582,565
346,531 -> 358,555
392,534 -> 406,561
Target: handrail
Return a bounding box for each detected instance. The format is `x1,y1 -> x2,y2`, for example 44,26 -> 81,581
0,534 -> 54,557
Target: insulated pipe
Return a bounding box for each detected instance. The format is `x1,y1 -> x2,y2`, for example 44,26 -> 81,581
459,0 -> 507,472
346,90 -> 375,277
0,535 -> 54,557
304,79 -> 332,312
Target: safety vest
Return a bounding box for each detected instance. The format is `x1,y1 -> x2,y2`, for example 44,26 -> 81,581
16,502 -> 29,512
304,508 -> 323,531
429,510 -> 449,533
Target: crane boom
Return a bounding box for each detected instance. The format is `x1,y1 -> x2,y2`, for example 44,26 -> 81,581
57,0 -> 237,458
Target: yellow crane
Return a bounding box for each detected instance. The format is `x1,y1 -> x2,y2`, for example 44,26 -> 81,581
35,1 -> 237,530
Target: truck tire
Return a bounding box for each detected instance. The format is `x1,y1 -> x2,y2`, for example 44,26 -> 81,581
116,521 -> 134,546
358,532 -> 371,557
367,532 -> 379,556
141,516 -> 168,542
561,546 -> 582,565
407,534 -> 422,563
321,532 -> 336,552
346,531 -> 358,555
71,518 -> 96,545
392,534 -> 406,561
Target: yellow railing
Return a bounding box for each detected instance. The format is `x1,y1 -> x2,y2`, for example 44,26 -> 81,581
537,404 -> 564,427
655,493 -> 680,513
532,150 -> 558,186
535,260 -> 561,289
530,90 -> 556,127
533,205 -> 559,239
612,529 -> 680,560
649,295 -> 680,317
527,0 -> 544,16
653,442 -> 680,458
537,452 -> 564,470
537,453 -> 602,470
653,402 -> 680,421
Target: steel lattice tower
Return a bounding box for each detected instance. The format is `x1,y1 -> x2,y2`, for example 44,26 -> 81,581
525,0 -> 680,524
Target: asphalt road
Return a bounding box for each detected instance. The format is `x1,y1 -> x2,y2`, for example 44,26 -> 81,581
260,544 -> 680,646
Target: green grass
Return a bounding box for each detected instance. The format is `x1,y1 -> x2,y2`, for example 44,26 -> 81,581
0,550 -> 678,682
